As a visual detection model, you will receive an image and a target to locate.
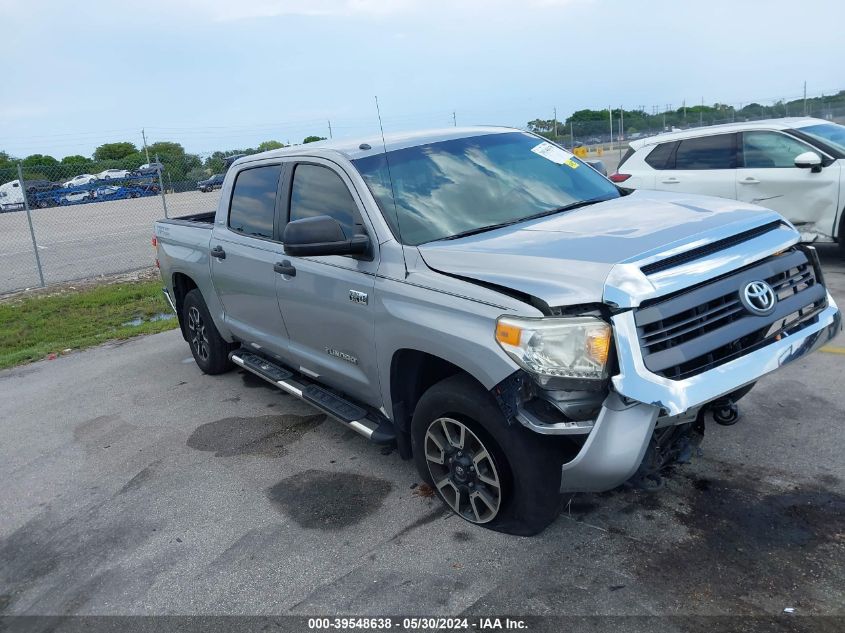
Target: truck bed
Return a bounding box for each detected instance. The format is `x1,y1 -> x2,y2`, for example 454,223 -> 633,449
161,211 -> 216,225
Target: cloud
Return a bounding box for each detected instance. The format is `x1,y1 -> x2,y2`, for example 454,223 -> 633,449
170,0 -> 581,21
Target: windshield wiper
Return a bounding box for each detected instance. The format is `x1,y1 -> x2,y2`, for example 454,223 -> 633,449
438,196 -> 613,242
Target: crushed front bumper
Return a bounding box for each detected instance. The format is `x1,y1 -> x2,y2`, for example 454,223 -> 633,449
559,293 -> 841,493
612,292 -> 841,416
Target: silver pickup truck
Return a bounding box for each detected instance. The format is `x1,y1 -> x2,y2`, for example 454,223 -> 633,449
155,127 -> 841,535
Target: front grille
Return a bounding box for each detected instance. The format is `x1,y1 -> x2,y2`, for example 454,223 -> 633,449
635,249 -> 826,379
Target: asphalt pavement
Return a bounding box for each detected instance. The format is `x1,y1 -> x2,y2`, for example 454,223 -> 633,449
0,191 -> 221,294
1,246 -> 844,623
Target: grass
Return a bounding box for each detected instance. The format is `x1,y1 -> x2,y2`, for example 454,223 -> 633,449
0,279 -> 180,370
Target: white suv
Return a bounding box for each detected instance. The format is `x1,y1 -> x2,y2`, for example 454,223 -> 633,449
611,118 -> 845,252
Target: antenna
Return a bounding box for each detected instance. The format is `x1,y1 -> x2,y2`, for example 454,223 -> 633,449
375,95 -> 408,279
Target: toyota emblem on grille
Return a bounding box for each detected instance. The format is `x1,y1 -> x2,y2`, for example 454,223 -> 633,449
740,280 -> 777,316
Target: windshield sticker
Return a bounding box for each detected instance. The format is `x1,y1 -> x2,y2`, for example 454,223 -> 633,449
531,142 -> 578,168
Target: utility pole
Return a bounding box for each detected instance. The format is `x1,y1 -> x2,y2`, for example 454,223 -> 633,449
619,105 -> 624,161
452,111 -> 457,127
700,97 -> 704,127
619,105 -> 624,139
328,120 -> 333,139
553,107 -> 558,139
608,106 -> 613,148
141,129 -> 150,163
570,120 -> 574,148
803,81 -> 807,116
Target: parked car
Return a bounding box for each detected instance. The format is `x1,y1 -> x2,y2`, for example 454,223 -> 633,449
137,162 -> 164,176
23,179 -> 61,194
96,169 -> 131,180
63,174 -> 97,188
60,190 -> 93,204
197,174 -> 225,192
154,127 -> 841,535
610,118 -> 845,253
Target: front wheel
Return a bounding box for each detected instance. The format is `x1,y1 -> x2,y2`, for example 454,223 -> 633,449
182,289 -> 235,374
411,374 -> 567,535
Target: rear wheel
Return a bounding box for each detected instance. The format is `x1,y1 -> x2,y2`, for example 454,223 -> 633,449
411,374 -> 566,535
182,289 -> 235,374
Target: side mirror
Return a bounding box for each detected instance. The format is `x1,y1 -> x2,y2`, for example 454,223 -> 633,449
283,215 -> 369,257
794,151 -> 822,172
585,159 -> 607,176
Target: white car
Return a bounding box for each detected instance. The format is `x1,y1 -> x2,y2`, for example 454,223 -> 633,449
611,117 -> 845,251
63,174 -> 97,188
61,190 -> 93,204
96,169 -> 131,180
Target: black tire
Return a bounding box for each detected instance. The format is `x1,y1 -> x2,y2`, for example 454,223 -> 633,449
411,374 -> 566,535
839,212 -> 845,260
182,289 -> 235,374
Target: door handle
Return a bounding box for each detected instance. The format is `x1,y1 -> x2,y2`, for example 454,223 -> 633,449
274,260 -> 296,277
739,177 -> 760,184
661,178 -> 680,184
210,245 -> 226,259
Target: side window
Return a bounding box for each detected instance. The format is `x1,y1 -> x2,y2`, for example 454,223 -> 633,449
289,164 -> 358,239
644,141 -> 677,169
228,164 -> 282,239
674,134 -> 737,170
742,131 -> 814,168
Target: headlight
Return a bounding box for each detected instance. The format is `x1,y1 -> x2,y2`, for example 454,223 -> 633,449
495,316 -> 611,385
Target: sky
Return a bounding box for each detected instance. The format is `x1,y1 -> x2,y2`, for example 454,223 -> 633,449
1,0 -> 843,159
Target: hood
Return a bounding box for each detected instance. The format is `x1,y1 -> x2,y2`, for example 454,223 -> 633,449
417,190 -> 784,307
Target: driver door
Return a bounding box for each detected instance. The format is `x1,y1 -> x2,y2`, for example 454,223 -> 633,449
736,131 -> 839,233
274,160 -> 381,408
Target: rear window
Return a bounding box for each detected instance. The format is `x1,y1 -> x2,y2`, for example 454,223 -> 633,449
228,164 -> 282,239
674,133 -> 737,170
644,141 -> 677,169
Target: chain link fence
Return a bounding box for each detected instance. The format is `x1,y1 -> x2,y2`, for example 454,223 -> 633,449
0,159 -> 222,294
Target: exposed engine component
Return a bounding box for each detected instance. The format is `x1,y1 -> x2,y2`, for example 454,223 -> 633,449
628,413 -> 706,491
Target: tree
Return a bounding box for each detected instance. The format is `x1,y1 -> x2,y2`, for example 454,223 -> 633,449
257,140 -> 286,151
22,154 -> 59,167
93,142 -> 138,161
146,141 -> 201,183
61,155 -> 89,166
302,136 -> 326,144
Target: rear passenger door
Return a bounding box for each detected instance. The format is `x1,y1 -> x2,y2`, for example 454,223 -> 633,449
655,133 -> 738,199
210,162 -> 290,357
274,160 -> 381,407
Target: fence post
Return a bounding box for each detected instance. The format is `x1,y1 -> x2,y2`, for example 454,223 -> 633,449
156,153 -> 169,218
17,163 -> 46,287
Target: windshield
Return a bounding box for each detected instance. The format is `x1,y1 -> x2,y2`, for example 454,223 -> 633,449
797,122 -> 845,154
352,132 -> 619,245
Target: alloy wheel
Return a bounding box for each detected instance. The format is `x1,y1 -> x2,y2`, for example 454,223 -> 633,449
424,417 -> 502,524
187,306 -> 209,361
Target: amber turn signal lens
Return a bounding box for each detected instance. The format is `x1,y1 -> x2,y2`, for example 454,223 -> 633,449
586,329 -> 611,364
495,322 -> 522,346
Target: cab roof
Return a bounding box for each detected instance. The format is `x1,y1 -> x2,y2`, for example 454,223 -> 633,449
234,126 -> 523,166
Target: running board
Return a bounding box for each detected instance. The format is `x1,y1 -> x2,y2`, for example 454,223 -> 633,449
230,350 -> 395,444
